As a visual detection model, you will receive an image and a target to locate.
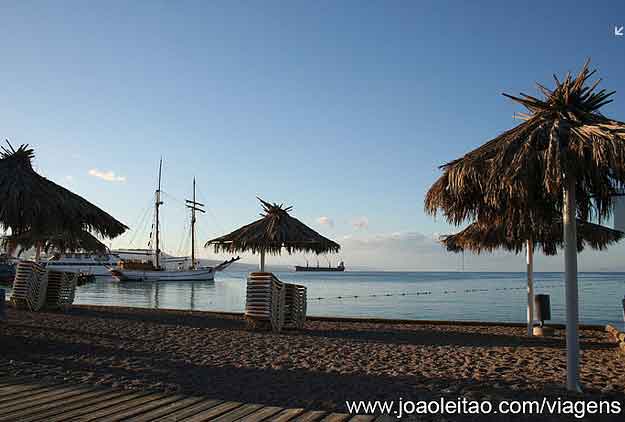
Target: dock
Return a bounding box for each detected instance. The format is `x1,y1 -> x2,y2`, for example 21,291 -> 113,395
0,376 -> 381,421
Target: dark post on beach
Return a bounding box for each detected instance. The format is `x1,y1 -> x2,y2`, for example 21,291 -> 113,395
0,289 -> 6,322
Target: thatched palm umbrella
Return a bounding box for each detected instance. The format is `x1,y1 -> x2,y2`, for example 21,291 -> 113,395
441,218 -> 623,336
205,198 -> 340,271
442,219 -> 623,256
425,61 -> 625,390
0,143 -> 127,247
2,229 -> 108,256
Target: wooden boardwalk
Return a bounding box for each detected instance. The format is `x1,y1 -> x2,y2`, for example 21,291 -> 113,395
0,376 -> 385,421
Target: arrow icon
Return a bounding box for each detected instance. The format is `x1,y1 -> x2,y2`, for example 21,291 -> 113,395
616,26 -> 624,36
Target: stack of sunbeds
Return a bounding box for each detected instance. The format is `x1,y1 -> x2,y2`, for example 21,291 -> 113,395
245,272 -> 307,332
284,283 -> 307,329
10,261 -> 78,311
10,261 -> 48,311
45,270 -> 78,310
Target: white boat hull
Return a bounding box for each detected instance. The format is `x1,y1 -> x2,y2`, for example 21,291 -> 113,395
44,260 -> 120,277
109,267 -> 215,282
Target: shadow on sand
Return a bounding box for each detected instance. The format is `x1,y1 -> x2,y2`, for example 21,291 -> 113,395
1,333 -> 623,422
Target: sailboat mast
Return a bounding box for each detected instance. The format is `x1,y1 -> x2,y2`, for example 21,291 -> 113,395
185,178 -> 205,271
191,178 -> 196,269
155,158 -> 163,269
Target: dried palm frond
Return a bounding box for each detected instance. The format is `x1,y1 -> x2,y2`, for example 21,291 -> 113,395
0,142 -> 127,239
205,197 -> 340,255
2,229 -> 108,255
441,219 -> 623,256
425,60 -> 625,236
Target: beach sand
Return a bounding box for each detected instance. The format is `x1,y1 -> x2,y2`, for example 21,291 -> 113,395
1,305 -> 625,419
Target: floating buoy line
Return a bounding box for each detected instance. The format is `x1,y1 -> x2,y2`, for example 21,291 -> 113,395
308,281 -> 610,302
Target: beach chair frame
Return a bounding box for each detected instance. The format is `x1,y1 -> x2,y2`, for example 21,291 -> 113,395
283,283 -> 307,329
246,272 -> 286,332
246,272 -> 307,332
45,270 -> 78,310
11,261 -> 78,312
10,261 -> 48,311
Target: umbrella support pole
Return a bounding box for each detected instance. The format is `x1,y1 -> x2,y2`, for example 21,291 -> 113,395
260,250 -> 265,272
563,176 -> 580,392
526,239 -> 534,336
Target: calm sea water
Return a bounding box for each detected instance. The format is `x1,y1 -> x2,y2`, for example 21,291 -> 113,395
4,271 -> 625,325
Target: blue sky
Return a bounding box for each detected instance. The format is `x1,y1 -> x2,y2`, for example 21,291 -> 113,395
2,1 -> 625,270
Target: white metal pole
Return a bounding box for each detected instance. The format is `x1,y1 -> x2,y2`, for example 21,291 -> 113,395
260,250 -> 265,272
526,238 -> 534,336
563,176 -> 580,391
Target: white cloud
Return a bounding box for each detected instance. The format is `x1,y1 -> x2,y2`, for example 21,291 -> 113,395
197,228 -> 625,271
337,231 -> 448,270
336,230 -> 625,271
351,216 -> 369,230
317,216 -> 334,227
88,169 -> 126,182
343,231 -> 439,251
64,175 -> 74,182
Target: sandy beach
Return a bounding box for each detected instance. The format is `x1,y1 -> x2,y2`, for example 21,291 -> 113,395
1,305 -> 625,418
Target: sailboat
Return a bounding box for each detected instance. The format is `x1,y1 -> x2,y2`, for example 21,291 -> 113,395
108,160 -> 239,282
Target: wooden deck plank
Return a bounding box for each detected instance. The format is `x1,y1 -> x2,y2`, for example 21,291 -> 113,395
74,392 -> 167,422
319,413 -> 351,422
0,387 -> 92,421
211,403 -> 264,422
43,390 -> 156,422
237,406 -> 285,422
0,377 -> 370,422
150,399 -> 222,422
125,396 -> 205,422
95,394 -> 185,422
19,389 -> 129,422
0,384 -> 88,415
271,408 -> 306,422
0,388 -> 99,421
292,410 -> 329,422
181,401 -> 243,422
0,384 -> 59,402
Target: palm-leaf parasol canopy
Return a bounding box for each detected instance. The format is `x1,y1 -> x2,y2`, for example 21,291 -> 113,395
424,60 -> 625,391
425,60 -> 625,230
441,219 -> 624,256
205,198 -> 340,270
2,229 -> 108,256
0,143 -> 127,239
441,217 -> 623,342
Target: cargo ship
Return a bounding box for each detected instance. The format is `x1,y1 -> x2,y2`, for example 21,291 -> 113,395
295,261 -> 345,272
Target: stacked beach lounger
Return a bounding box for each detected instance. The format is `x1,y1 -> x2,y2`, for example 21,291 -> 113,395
10,261 -> 77,311
45,270 -> 78,310
246,272 -> 307,332
283,283 -> 307,329
10,261 -> 48,311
